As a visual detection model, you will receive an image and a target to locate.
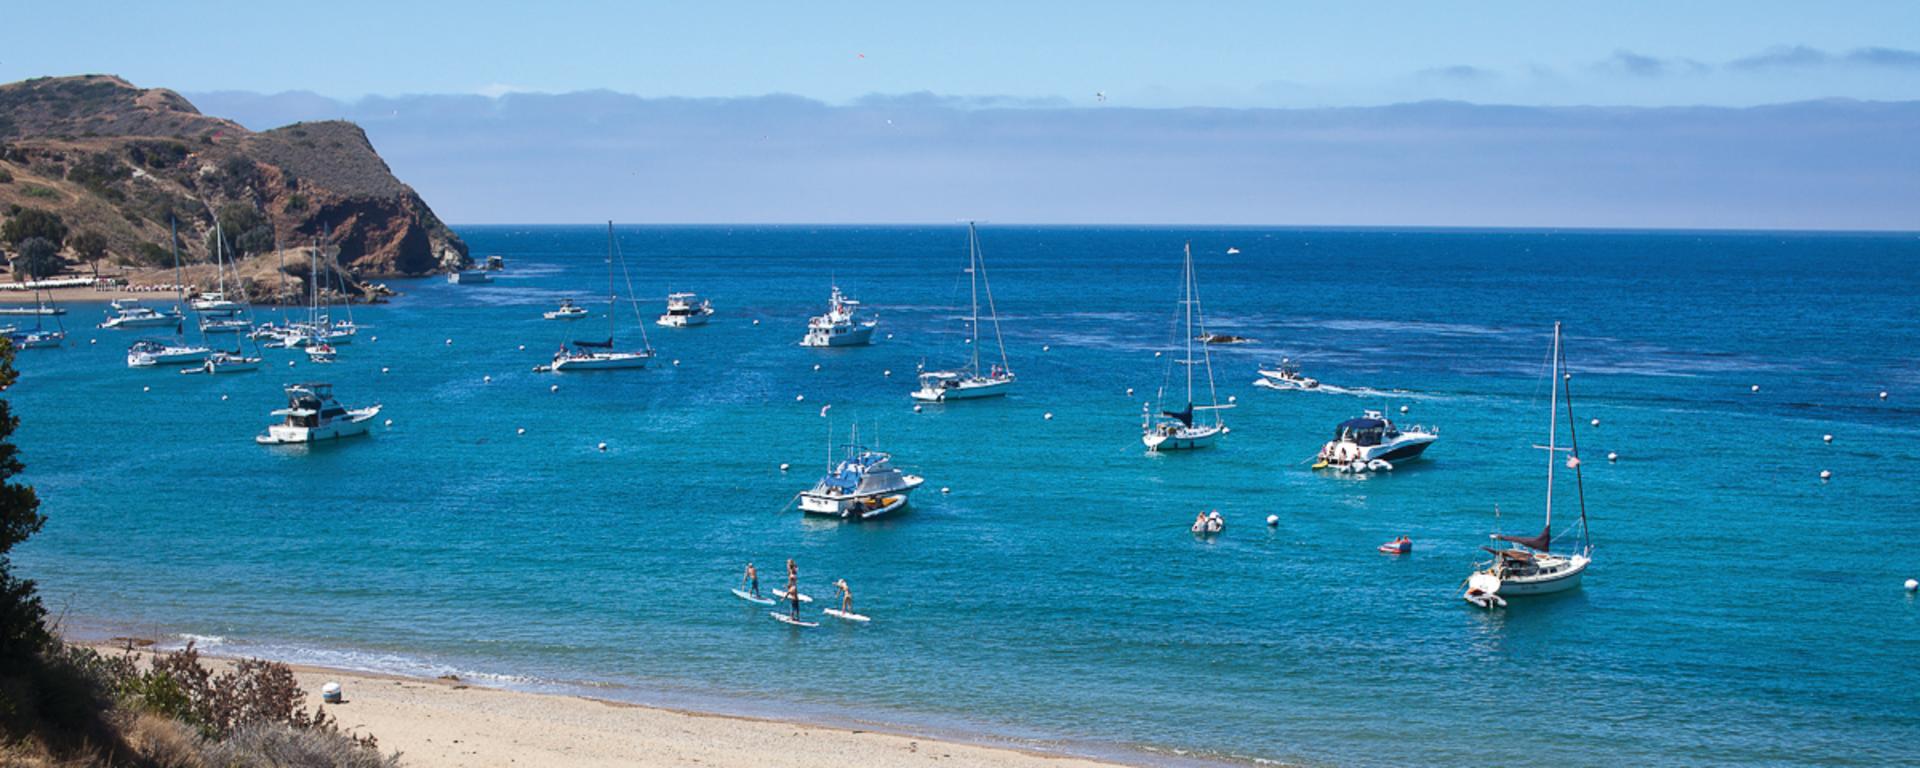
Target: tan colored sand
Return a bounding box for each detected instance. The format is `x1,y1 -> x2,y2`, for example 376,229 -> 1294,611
89,645 -> 1127,768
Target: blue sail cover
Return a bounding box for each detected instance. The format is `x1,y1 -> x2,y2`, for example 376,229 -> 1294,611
573,338 -> 614,348
1162,404 -> 1195,426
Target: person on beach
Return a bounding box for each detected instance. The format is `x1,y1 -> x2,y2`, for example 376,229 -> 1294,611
742,562 -> 760,598
833,578 -> 852,613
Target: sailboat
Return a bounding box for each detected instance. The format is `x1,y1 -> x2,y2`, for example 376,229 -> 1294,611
1463,322 -> 1594,609
127,218 -> 211,368
912,222 -> 1014,402
6,288 -> 66,348
190,221 -> 247,316
1142,243 -> 1231,451
543,222 -> 655,371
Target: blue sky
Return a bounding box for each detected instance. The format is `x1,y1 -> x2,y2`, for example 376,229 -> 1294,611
8,1 -> 1920,107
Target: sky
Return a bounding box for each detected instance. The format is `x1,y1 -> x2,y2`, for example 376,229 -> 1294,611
8,2 -> 1920,227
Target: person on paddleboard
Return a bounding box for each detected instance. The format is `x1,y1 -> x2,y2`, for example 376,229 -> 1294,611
833,578 -> 852,613
785,559 -> 800,618
742,562 -> 760,598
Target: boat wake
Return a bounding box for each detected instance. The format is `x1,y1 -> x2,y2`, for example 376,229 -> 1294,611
1251,379 -> 1432,400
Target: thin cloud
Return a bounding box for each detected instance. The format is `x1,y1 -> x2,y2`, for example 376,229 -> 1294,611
1729,45 -> 1831,71
1597,50 -> 1709,78
1416,65 -> 1497,82
1844,47 -> 1920,69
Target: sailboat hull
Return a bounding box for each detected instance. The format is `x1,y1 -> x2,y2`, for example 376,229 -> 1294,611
1144,424 -> 1223,451
800,324 -> 875,347
1487,554 -> 1589,596
551,352 -> 653,371
911,376 -> 1014,402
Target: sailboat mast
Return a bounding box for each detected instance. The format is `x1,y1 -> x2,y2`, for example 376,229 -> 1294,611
1183,243 -> 1195,408
1545,322 -> 1561,532
606,221 -> 616,343
968,222 -> 980,376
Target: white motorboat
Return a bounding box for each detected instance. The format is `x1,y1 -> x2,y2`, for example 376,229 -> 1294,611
189,292 -> 245,315
656,292 -> 714,327
1313,410 -> 1437,470
255,383 -> 381,445
913,223 -> 1016,402
199,316 -> 253,334
182,351 -> 261,375
1255,358 -> 1320,390
798,429 -> 925,520
99,299 -> 183,330
127,338 -> 211,367
1464,323 -> 1595,608
544,299 -> 590,320
542,222 -> 655,372
799,286 -> 877,347
447,268 -> 492,284
1143,243 -> 1232,451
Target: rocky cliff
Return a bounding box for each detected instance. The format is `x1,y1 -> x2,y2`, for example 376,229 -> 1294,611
0,75 -> 466,291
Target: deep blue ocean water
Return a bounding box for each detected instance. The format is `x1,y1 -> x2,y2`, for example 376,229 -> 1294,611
12,225 -> 1920,767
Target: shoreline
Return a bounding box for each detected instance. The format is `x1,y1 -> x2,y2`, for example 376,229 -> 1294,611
77,637 -> 1245,768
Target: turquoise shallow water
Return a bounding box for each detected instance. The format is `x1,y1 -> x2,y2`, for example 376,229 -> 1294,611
12,225 -> 1920,767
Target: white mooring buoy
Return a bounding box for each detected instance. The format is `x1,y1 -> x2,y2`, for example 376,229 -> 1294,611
1043,345 -> 1051,352
220,394 -> 228,401
780,463 -> 790,472
1266,514 -> 1279,527
1591,418 -> 1600,427
1607,452 -> 1618,462
550,384 -> 559,392
795,394 -> 806,402
1227,395 -> 1236,404
940,486 -> 951,494
1820,469 -> 1832,480
446,338 -> 454,346
913,404 -> 923,413
1906,578 -> 1918,592
1126,388 -> 1134,396
1043,412 -> 1054,420
1881,391 -> 1890,401
813,364 -> 821,371
483,375 -> 492,383
1751,384 -> 1760,393
1399,405 -> 1409,414
516,428 -> 525,435
517,344 -> 525,351
384,419 -> 393,427
883,369 -> 892,377
597,442 -> 608,452
752,319 -> 760,325
1823,434 -> 1833,443
142,386 -> 150,393
381,367 -> 390,374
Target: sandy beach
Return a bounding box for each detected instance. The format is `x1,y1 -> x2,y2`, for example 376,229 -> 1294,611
87,643 -> 1134,768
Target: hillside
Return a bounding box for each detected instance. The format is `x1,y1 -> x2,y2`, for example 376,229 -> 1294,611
0,75 -> 466,296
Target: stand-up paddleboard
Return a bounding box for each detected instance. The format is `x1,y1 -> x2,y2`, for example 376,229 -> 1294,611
822,608 -> 871,623
774,588 -> 813,603
769,611 -> 819,627
731,588 -> 775,605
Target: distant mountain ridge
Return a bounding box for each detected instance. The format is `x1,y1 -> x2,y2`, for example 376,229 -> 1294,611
0,75 -> 466,284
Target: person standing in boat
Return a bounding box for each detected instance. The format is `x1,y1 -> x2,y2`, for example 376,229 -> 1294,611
741,562 -> 760,599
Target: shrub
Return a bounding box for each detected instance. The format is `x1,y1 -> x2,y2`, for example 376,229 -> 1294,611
202,722 -> 401,768
132,242 -> 171,268
19,185 -> 58,200
1,208 -> 67,247
0,167 -> 12,184
284,194 -> 307,214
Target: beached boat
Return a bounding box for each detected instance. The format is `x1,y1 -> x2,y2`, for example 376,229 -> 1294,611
799,286 -> 877,347
799,428 -> 925,520
544,299 -> 590,320
544,222 -> 655,372
1312,411 -> 1437,471
99,299 -> 183,330
255,383 -> 381,445
656,292 -> 714,327
913,222 -> 1015,402
1464,323 -> 1594,608
1143,243 -> 1232,451
1255,358 -> 1319,390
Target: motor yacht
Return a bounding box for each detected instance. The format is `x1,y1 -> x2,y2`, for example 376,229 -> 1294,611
799,287 -> 877,347
656,292 -> 714,327
255,383 -> 381,445
1313,411 -> 1437,471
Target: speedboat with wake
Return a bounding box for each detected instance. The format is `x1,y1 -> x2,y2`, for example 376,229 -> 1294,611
799,286 -> 877,347
255,383 -> 381,445
1463,323 -> 1594,609
544,299 -> 589,320
1313,410 -> 1437,472
656,292 -> 714,327
1255,358 -> 1319,390
798,427 -> 925,520
1142,243 -> 1232,451
913,223 -> 1015,402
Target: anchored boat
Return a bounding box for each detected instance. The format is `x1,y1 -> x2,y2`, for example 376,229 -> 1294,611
799,427 -> 925,521
1313,411 -> 1436,471
1464,323 -> 1594,608
256,383 -> 381,445
543,222 -> 655,372
1142,242 -> 1232,451
799,286 -> 877,347
913,222 -> 1014,402
656,292 -> 714,327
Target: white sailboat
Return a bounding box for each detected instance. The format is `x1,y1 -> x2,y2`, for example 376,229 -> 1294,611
1464,322 -> 1594,609
912,222 -> 1014,402
6,289 -> 66,348
544,222 -> 655,372
1142,243 -> 1231,451
190,221 -> 246,316
127,219 -> 210,368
